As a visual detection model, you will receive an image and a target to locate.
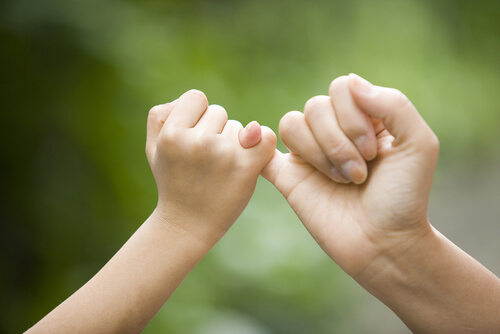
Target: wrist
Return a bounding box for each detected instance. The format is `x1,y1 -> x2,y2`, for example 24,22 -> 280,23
150,206 -> 224,252
353,220 -> 437,296
353,221 -> 500,332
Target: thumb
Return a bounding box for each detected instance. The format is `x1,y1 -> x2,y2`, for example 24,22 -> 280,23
242,125 -> 280,177
239,121 -> 262,148
348,73 -> 435,148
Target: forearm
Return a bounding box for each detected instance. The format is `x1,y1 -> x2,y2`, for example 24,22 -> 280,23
26,210 -> 215,334
356,224 -> 500,333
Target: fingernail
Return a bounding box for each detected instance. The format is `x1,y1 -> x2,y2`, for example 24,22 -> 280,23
354,135 -> 377,161
331,166 -> 350,183
349,73 -> 374,96
341,160 -> 366,184
246,120 -> 260,132
239,121 -> 262,149
241,121 -> 260,138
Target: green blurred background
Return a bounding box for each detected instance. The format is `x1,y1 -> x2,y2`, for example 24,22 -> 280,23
1,0 -> 500,333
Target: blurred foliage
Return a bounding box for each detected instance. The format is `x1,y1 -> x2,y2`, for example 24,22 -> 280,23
1,0 -> 499,333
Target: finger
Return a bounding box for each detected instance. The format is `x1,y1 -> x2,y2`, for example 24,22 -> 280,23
146,101 -> 177,158
348,73 -> 438,149
279,110 -> 350,183
221,119 -> 244,140
259,126 -> 278,155
260,148 -> 286,185
303,96 -> 367,184
329,76 -> 377,161
164,89 -> 209,129
371,117 -> 386,136
239,121 -> 262,149
195,104 -> 228,134
242,125 -> 277,172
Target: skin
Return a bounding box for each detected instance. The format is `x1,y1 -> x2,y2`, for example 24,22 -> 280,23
26,89 -> 276,333
25,77 -> 500,333
261,74 -> 500,333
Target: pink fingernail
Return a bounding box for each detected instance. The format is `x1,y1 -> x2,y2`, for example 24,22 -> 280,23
246,120 -> 260,132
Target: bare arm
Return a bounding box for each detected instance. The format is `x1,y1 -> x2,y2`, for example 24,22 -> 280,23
358,225 -> 500,333
26,211 -> 214,333
262,74 -> 500,333
26,90 -> 276,333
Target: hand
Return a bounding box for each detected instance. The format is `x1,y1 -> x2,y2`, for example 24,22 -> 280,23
262,74 -> 439,278
147,89 -> 276,245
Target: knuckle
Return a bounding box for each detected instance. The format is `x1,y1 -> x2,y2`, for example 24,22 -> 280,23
156,131 -> 183,162
388,88 -> 412,109
304,95 -> 330,119
325,139 -> 352,162
208,104 -> 228,120
148,105 -> 162,120
181,132 -> 216,162
209,103 -> 226,113
328,75 -> 349,95
158,127 -> 180,147
186,89 -> 209,107
188,89 -> 207,100
409,120 -> 440,157
192,131 -> 213,150
424,130 -> 440,155
279,111 -> 303,138
339,121 -> 365,138
226,119 -> 243,130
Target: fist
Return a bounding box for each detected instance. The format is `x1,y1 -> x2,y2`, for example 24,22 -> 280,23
146,90 -> 276,244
